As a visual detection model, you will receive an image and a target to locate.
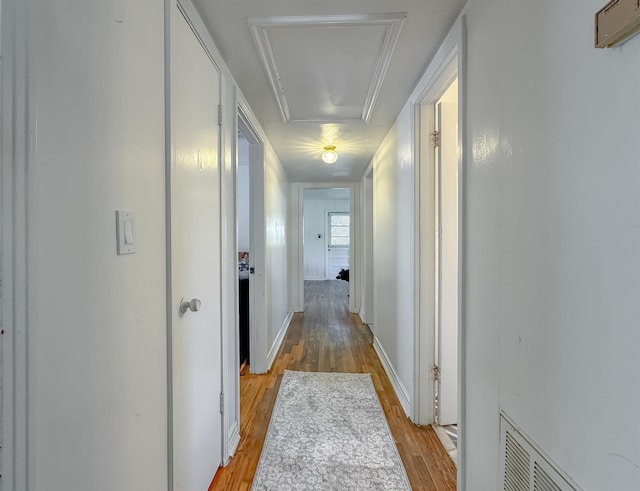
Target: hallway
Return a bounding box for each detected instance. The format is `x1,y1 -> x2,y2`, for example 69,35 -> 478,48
209,281 -> 456,490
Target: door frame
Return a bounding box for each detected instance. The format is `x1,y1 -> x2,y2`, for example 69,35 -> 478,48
290,182 -> 360,313
411,14 -> 466,487
1,0 -> 30,487
166,0 -> 229,485
360,167 -> 375,329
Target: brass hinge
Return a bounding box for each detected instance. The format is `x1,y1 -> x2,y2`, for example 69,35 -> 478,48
433,363 -> 440,382
431,130 -> 441,148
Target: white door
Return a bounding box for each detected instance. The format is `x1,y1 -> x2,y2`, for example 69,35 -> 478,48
436,79 -> 459,426
170,6 -> 222,489
326,212 -> 350,279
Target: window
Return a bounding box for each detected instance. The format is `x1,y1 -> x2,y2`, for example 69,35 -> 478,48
328,212 -> 350,247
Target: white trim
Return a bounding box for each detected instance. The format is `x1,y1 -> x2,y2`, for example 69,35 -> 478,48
373,338 -> 411,417
457,18 -> 468,491
248,13 -> 405,124
410,14 -> 467,490
175,0 -> 236,89
1,0 -> 30,487
266,309 -> 294,370
163,1 -> 174,486
168,2 -> 226,486
226,420 -> 240,461
358,161 -> 375,328
220,80 -> 239,465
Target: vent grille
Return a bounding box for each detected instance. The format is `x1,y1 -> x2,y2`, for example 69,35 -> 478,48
504,432 -> 530,490
500,413 -> 581,491
534,463 -> 562,491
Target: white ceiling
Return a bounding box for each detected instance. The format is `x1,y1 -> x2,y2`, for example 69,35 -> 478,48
193,0 -> 466,182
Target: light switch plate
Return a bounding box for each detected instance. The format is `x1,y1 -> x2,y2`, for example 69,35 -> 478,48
116,210 -> 136,255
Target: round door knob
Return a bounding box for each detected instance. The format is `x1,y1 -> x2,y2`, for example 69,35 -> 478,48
180,297 -> 202,314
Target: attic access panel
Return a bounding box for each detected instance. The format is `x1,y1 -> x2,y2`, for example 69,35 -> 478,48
248,14 -> 406,123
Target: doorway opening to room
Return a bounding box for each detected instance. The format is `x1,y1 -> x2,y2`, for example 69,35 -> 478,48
236,106 -> 267,377
414,36 -> 464,473
432,77 -> 459,462
236,130 -> 251,374
302,188 -> 351,310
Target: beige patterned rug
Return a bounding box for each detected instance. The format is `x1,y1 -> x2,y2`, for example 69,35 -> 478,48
251,370 -> 412,490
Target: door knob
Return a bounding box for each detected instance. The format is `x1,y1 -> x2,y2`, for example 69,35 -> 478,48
180,297 -> 202,314
249,267 -> 255,274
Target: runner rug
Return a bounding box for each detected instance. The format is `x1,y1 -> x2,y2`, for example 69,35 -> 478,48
251,370 -> 412,490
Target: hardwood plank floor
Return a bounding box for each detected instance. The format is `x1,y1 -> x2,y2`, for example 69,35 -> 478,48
209,280 -> 456,490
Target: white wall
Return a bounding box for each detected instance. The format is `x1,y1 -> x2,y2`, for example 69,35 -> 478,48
370,107 -> 415,415
303,191 -> 349,280
4,0 -> 293,485
23,0 -> 167,489
264,144 -> 292,362
237,160 -> 250,252
461,1 -> 640,489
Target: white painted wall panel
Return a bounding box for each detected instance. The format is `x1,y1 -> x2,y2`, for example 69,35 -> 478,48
27,0 -> 167,489
264,144 -> 291,355
462,1 -> 640,489
237,163 -> 250,252
372,107 -> 415,414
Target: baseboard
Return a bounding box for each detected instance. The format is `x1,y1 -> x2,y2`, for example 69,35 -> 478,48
267,309 -> 294,370
373,337 -> 412,418
225,420 -> 240,465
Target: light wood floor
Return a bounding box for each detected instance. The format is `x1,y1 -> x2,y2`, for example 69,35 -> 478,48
209,280 -> 456,490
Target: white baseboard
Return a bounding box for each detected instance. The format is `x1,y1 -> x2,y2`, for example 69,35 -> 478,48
358,312 -> 373,327
225,420 -> 240,465
373,337 -> 412,418
267,309 -> 294,370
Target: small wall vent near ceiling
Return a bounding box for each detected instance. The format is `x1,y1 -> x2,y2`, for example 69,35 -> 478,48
500,412 -> 582,491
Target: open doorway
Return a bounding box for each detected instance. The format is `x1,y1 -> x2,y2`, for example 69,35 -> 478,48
302,188 -> 351,307
413,23 -> 465,475
236,105 -> 267,376
237,131 -> 251,374
433,77 -> 459,462
303,188 -> 350,280
302,188 -> 351,308
291,182 -> 358,314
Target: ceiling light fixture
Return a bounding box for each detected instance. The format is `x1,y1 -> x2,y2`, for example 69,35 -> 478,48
321,145 -> 338,164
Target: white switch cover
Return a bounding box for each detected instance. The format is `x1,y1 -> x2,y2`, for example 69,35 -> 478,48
116,210 -> 136,255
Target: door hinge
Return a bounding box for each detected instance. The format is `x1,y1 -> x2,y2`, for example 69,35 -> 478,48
219,392 -> 224,414
433,363 -> 440,382
431,130 -> 441,148
218,104 -> 223,126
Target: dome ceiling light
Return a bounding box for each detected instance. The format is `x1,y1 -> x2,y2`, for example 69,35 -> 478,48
321,145 -> 338,164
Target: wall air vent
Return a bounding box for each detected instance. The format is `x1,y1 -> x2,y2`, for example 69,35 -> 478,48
500,412 -> 582,491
